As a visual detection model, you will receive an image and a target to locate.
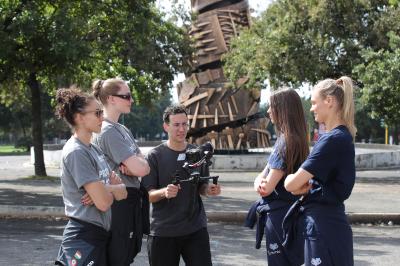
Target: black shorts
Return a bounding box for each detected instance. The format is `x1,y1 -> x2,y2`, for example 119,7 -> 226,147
55,218 -> 110,266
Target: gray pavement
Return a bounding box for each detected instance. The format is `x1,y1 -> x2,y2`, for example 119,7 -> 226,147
0,217 -> 399,266
1,155 -> 400,223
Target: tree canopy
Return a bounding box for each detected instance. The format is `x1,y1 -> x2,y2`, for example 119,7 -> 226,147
0,0 -> 190,175
224,0 -> 399,89
223,0 -> 400,139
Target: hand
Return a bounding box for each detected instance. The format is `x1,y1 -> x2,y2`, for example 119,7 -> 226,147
206,184 -> 221,196
119,163 -> 133,176
291,182 -> 312,195
81,192 -> 94,206
254,176 -> 263,192
109,171 -> 123,185
164,184 -> 180,199
258,180 -> 269,197
113,184 -> 128,201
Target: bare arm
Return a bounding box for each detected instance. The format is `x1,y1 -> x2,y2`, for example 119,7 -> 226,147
258,168 -> 285,197
284,168 -> 314,192
122,153 -> 150,177
83,181 -> 114,212
148,184 -> 180,203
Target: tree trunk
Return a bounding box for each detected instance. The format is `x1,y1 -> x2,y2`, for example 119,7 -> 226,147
27,72 -> 47,176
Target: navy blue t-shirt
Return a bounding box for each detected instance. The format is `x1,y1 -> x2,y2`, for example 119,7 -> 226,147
301,125 -> 355,204
264,136 -> 298,203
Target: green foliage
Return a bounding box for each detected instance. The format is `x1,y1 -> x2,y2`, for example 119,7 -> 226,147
123,92 -> 172,140
0,0 -> 189,103
354,32 -> 400,127
223,0 -> 398,90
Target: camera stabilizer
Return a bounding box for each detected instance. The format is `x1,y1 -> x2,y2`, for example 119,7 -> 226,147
170,142 -> 219,219
171,142 -> 219,186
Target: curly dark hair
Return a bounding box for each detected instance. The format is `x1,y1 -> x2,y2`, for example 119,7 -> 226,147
55,87 -> 95,127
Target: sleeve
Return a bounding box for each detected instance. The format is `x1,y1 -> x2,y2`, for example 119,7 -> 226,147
64,149 -> 100,189
141,150 -> 159,191
301,136 -> 338,183
268,139 -> 286,170
100,128 -> 138,165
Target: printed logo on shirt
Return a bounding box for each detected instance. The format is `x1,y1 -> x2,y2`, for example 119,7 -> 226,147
311,258 -> 322,266
99,168 -> 110,180
97,155 -> 105,163
74,250 -> 82,260
71,258 -> 77,266
267,243 -> 281,255
177,153 -> 186,161
87,261 -> 95,266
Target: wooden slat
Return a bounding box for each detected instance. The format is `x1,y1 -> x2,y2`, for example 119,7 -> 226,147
182,92 -> 208,107
191,102 -> 200,128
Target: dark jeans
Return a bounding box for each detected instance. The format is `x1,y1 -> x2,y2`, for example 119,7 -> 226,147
147,227 -> 212,266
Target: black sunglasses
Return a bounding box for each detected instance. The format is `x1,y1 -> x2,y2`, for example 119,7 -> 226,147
112,94 -> 132,100
82,109 -> 104,118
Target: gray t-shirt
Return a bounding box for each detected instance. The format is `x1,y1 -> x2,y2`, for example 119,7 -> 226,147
60,137 -> 112,231
142,143 -> 208,237
92,120 -> 141,188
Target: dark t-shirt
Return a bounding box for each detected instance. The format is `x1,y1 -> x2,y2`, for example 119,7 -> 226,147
301,125 -> 355,204
263,136 -> 299,205
142,143 -> 208,237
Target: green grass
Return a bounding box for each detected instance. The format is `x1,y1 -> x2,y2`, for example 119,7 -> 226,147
0,145 -> 29,155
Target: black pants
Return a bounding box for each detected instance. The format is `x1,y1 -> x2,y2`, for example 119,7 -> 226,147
107,187 -> 143,266
147,227 -> 212,266
55,218 -> 109,266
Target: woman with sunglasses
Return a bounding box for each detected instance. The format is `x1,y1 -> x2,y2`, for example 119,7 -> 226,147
248,89 -> 308,266
92,78 -> 150,266
285,76 -> 356,266
55,87 -> 127,266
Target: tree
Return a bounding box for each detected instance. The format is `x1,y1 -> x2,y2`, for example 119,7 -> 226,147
354,32 -> 400,143
223,0 -> 400,142
224,0 -> 398,89
0,1 -> 189,175
123,91 -> 172,140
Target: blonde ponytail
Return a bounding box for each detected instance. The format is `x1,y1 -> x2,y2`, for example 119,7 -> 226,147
337,76 -> 357,140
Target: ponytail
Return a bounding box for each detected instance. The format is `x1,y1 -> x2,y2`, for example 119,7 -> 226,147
315,76 -> 357,140
91,78 -> 126,105
337,76 -> 357,140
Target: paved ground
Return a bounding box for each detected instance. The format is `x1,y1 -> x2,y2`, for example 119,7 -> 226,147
1,155 -> 400,265
1,156 -> 399,216
0,217 -> 399,266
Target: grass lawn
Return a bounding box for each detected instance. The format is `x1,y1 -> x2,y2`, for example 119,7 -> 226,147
0,145 -> 29,155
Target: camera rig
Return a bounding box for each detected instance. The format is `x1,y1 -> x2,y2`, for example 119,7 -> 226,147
171,142 -> 219,219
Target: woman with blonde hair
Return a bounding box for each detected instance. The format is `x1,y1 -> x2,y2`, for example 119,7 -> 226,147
284,76 -> 356,266
92,78 -> 150,266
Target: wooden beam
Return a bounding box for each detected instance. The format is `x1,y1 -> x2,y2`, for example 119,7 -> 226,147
182,92 -> 208,107
191,102 -> 200,128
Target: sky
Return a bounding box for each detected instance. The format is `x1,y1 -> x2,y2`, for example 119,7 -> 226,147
156,0 -> 279,104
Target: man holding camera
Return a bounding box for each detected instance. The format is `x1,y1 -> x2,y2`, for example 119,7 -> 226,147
142,104 -> 221,266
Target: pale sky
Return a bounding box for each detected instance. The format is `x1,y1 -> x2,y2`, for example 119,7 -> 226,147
156,0 -> 276,103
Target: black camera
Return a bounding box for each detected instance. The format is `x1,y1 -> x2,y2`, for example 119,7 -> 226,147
173,142 -> 219,185
171,142 -> 219,220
